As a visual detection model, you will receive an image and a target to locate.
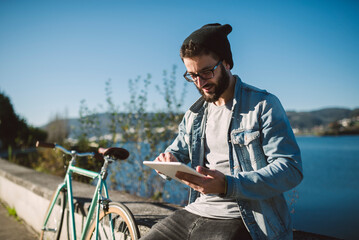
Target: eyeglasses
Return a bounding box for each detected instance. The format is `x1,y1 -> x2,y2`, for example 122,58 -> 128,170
183,60 -> 222,82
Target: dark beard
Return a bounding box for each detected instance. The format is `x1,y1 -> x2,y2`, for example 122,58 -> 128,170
196,64 -> 230,103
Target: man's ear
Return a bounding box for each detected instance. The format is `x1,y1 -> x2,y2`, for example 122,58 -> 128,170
222,60 -> 231,70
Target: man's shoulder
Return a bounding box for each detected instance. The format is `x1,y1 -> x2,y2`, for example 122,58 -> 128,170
241,80 -> 269,96
235,77 -> 281,107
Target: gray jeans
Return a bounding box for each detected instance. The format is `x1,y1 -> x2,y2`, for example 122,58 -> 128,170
140,209 -> 252,240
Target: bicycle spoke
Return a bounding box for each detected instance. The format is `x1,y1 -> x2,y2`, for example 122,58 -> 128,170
86,202 -> 139,240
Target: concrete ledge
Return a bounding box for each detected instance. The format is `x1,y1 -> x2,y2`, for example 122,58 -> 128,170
0,158 -> 178,238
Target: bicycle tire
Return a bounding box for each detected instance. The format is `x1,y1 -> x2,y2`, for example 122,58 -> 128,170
86,202 -> 140,240
40,190 -> 66,240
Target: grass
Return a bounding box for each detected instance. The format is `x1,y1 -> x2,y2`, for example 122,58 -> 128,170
6,206 -> 20,221
0,200 -> 20,222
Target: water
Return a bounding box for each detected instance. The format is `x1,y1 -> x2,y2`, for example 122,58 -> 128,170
287,136 -> 359,240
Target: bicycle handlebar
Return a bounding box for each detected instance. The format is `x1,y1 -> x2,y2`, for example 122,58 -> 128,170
35,141 -> 129,160
36,141 -> 94,157
36,141 -> 55,149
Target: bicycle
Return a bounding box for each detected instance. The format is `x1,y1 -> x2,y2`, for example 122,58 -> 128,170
36,141 -> 140,240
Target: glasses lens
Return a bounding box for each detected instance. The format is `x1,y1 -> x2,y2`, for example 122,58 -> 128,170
184,73 -> 195,82
199,70 -> 213,80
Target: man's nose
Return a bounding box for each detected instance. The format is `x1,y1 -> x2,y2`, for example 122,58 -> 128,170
196,77 -> 207,88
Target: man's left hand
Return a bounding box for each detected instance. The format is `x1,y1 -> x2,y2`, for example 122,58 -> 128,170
175,166 -> 226,195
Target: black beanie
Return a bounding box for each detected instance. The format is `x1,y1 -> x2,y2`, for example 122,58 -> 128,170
182,23 -> 233,69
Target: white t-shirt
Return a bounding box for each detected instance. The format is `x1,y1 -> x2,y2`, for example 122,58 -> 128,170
185,100 -> 241,219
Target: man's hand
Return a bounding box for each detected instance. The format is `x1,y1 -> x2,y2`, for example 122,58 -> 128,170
176,166 -> 226,195
153,152 -> 178,175
154,152 -> 178,163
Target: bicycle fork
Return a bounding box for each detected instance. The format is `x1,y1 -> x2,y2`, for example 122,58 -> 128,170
42,185 -> 66,232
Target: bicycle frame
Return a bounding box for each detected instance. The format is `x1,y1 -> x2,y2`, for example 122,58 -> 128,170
42,153 -> 111,240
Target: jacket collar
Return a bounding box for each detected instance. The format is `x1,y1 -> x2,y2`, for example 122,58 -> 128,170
189,96 -> 206,113
233,75 -> 242,109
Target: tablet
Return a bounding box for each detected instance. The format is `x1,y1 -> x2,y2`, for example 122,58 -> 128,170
143,161 -> 205,182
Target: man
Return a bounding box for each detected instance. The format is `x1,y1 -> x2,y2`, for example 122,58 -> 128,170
142,23 -> 303,240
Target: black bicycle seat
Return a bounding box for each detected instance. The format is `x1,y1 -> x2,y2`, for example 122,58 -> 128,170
104,147 -> 129,160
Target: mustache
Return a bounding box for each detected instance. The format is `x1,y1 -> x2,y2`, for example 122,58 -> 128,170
199,83 -> 214,90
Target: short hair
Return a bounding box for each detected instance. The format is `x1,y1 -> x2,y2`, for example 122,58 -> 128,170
180,40 -> 220,61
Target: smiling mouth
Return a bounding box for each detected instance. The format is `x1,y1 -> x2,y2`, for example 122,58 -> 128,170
201,84 -> 214,93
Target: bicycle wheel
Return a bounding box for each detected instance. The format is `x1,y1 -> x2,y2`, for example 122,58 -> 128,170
40,190 -> 66,240
86,202 -> 140,240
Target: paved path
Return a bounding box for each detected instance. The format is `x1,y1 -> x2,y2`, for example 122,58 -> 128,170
0,201 -> 38,240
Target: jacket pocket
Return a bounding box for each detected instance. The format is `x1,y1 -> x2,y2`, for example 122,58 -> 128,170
231,129 -> 267,171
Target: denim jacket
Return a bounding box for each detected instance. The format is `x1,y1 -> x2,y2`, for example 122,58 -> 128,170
165,76 -> 303,240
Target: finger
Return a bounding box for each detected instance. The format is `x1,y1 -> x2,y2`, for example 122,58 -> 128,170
154,155 -> 161,162
185,182 -> 202,192
98,148 -> 107,154
156,153 -> 166,162
177,177 -> 203,192
176,171 -> 204,185
164,152 -> 177,162
196,166 -> 217,178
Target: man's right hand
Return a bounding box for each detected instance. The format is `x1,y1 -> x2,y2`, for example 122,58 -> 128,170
154,152 -> 178,163
154,152 -> 177,175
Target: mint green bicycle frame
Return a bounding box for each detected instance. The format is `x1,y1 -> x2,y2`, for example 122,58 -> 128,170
43,151 -> 112,240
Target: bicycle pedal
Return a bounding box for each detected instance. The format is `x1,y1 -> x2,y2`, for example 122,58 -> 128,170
42,227 -> 57,232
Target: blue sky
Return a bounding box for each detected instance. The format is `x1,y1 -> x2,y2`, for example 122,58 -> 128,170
0,0 -> 358,127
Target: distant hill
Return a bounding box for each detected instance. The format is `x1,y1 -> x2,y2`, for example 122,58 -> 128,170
43,107 -> 359,139
286,108 -> 358,130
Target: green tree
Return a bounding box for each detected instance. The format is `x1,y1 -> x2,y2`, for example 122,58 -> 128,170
0,91 -> 47,169
0,91 -> 22,150
0,91 -> 47,151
